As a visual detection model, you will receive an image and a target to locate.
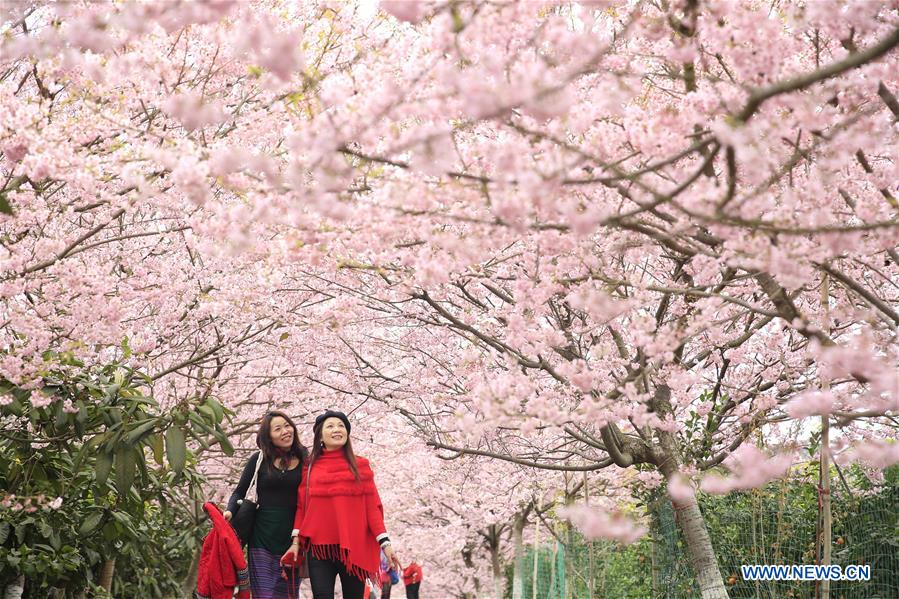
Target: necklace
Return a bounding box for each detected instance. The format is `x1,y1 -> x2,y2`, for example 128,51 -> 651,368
275,455 -> 295,473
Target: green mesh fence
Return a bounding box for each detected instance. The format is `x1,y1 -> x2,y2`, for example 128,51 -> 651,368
517,542 -> 567,599
513,466 -> 899,599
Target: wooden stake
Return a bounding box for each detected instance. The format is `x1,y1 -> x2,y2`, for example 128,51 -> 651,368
820,273 -> 832,599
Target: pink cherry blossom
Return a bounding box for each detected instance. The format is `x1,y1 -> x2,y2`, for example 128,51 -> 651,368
668,473 -> 697,503
380,1 -> 427,24
559,504 -> 648,544
784,389 -> 836,418
846,440 -> 899,470
700,446 -> 795,495
2,1 -> 898,594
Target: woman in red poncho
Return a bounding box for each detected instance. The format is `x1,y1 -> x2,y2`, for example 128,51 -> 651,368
282,410 -> 402,599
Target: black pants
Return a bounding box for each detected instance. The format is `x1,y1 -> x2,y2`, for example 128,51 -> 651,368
381,582 -> 392,599
308,555 -> 365,599
406,581 -> 421,599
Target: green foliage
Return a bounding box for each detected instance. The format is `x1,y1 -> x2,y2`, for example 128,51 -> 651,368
656,466 -> 899,599
511,526 -> 654,599
0,353 -> 233,597
109,504 -> 201,598
511,467 -> 899,599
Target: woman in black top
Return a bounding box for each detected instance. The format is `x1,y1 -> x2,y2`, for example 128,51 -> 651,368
225,411 -> 309,599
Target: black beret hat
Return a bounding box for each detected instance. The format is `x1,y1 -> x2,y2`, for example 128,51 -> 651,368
314,410 -> 351,434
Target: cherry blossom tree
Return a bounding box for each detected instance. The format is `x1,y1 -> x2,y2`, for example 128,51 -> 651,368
3,1 -> 898,597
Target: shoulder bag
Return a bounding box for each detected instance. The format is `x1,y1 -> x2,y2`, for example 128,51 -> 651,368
231,451 -> 263,546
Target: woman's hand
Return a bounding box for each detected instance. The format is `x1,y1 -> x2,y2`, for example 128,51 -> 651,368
281,539 -> 300,566
383,543 -> 402,573
223,510 -> 232,521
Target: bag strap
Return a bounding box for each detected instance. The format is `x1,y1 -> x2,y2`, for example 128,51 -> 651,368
246,451 -> 263,504
304,458 -> 313,509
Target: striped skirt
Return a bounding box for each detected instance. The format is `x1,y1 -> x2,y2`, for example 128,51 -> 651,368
249,546 -> 303,599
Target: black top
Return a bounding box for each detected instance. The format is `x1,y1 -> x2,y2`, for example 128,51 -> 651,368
226,451 -> 303,513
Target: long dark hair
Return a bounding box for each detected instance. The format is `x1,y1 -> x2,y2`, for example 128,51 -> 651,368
309,419 -> 360,481
256,411 -> 309,469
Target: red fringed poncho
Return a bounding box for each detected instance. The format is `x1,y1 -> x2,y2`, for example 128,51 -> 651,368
292,449 -> 387,583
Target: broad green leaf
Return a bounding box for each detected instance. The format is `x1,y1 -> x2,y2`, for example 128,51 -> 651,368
1,396 -> 23,416
152,432 -> 165,465
72,436 -> 103,472
75,400 -> 88,424
78,511 -> 104,535
53,400 -> 67,428
95,452 -> 113,487
165,426 -> 186,474
213,430 -> 234,456
84,547 -> 100,565
188,410 -> 216,435
16,522 -> 28,545
124,418 -> 157,445
0,521 -> 9,544
197,404 -> 217,424
115,446 -> 136,494
14,522 -> 26,544
0,192 -> 13,215
186,427 -> 211,450
49,528 -> 61,551
206,398 -> 224,424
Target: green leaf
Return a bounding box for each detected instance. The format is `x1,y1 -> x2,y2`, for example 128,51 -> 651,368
124,418 -> 157,445
95,452 -> 113,487
49,528 -> 61,551
111,510 -> 132,526
206,398 -> 224,424
279,332 -> 290,341
152,432 -> 165,465
186,426 -> 211,450
0,396 -> 23,416
78,511 -> 104,536
73,434 -> 102,472
115,446 -> 137,494
84,547 -> 100,565
0,192 -> 14,216
188,410 -> 216,436
165,426 -> 187,474
214,430 -> 234,456
54,400 -> 68,428
198,404 -> 217,424
14,522 -> 26,544
0,521 -> 9,544
75,400 -> 88,424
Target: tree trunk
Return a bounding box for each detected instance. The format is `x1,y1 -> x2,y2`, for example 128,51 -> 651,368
181,544 -> 201,597
99,558 -> 116,593
461,543 -> 482,599
675,496 -> 729,599
488,525 -> 504,599
3,575 -> 24,599
656,428 -> 729,599
511,513 -> 527,599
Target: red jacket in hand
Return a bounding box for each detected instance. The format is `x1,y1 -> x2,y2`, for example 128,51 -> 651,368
196,502 -> 250,599
403,562 -> 423,585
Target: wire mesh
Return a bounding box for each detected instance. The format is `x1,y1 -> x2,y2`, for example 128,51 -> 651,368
514,466 -> 898,598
